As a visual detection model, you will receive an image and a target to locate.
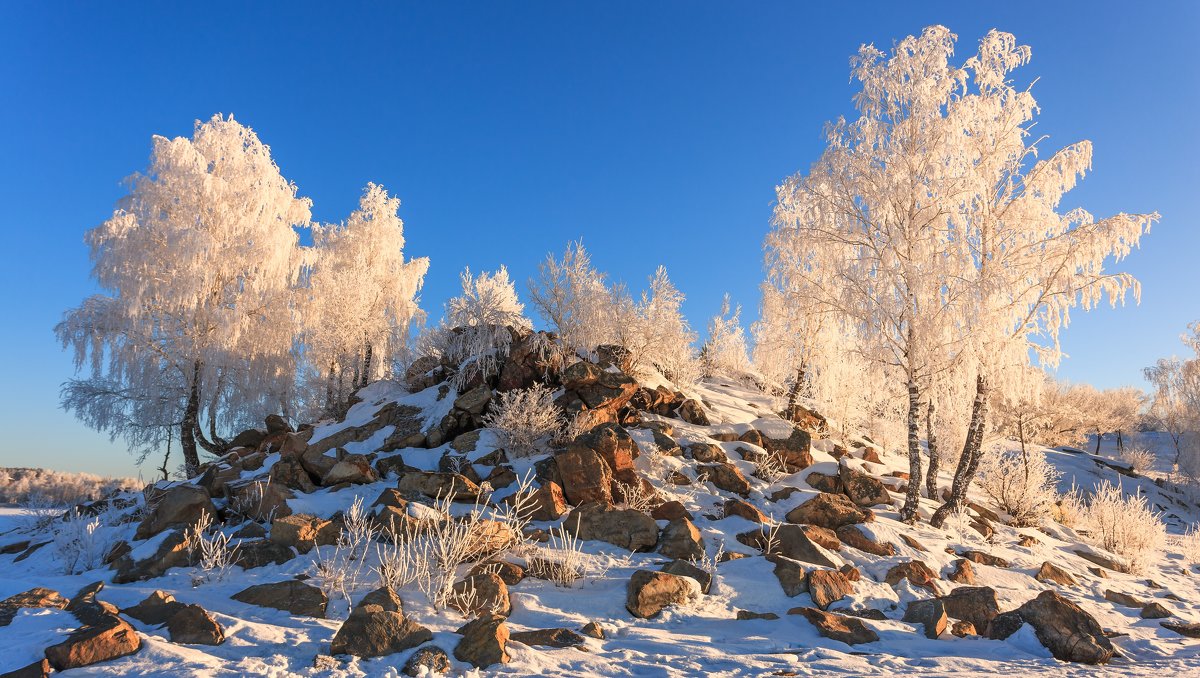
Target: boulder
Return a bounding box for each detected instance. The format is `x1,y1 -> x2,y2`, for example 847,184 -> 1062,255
450,573 -> 511,617
454,613 -> 510,668
232,580 -> 327,618
804,471 -> 842,494
686,442 -> 727,463
951,620 -> 976,637
903,599 -> 948,639
837,465 -> 891,507
0,588 -> 68,627
760,427 -> 813,471
788,607 -> 878,645
122,591 -> 224,645
555,448 -> 614,505
233,540 -> 295,569
44,614 -> 140,670
660,559 -> 713,595
723,498 -> 768,523
939,586 -> 999,636
1162,620 -> 1200,638
564,502 -> 658,552
523,481 -> 568,521
1035,562 -> 1078,587
510,628 -> 587,648
736,610 -> 780,621
835,524 -> 895,556
959,550 -> 1009,568
396,471 -> 481,501
947,558 -> 976,584
798,525 -> 841,551
759,524 -> 839,567
786,492 -> 873,530
1142,602 -> 1173,619
676,399 -> 710,425
112,530 -> 193,583
697,463 -> 751,497
807,569 -> 853,609
322,454 -> 378,485
468,560 -> 526,587
1103,589 -> 1143,608
658,518 -> 705,561
626,570 -> 696,618
651,500 -> 691,521
580,621 -> 605,639
885,560 -> 938,591
269,514 -> 332,554
767,554 -> 808,597
267,458 -> 317,494
454,385 -> 492,415
229,478 -> 295,521
403,645 -> 452,676
135,484 -> 215,539
989,590 -> 1114,664
330,587 -> 432,658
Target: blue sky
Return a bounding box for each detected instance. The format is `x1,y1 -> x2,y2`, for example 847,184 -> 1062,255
1,2 -> 1196,478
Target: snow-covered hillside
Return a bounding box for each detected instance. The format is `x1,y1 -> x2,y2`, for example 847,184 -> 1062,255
3,372 -> 1200,677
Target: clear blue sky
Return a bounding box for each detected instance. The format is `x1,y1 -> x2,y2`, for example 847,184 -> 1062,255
1,2 -> 1195,478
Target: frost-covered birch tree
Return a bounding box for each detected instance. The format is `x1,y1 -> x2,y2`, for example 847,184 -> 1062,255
769,26 -> 975,522
921,29 -> 1157,526
57,115 -> 312,473
768,26 -> 1156,525
304,183 -> 429,415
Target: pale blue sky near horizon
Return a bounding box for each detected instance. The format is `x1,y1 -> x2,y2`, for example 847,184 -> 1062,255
0,2 -> 1196,478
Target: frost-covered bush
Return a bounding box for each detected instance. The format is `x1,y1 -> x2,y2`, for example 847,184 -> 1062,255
187,511 -> 238,584
701,296 -> 752,378
1177,524 -> 1200,567
1120,446 -> 1156,474
1080,480 -> 1166,573
54,508 -> 112,574
420,266 -> 532,390
976,446 -> 1060,526
483,384 -> 565,457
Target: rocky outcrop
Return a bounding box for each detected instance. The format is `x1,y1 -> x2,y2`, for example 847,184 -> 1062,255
760,427 -> 813,471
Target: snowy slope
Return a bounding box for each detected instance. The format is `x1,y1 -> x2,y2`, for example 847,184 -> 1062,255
2,378 -> 1200,677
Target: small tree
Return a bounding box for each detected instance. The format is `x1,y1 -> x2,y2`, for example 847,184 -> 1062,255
57,114 -> 312,473
700,295 -> 752,378
304,183 -> 429,415
423,266 -> 530,390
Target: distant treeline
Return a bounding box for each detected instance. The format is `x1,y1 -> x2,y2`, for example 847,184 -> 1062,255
0,467 -> 141,505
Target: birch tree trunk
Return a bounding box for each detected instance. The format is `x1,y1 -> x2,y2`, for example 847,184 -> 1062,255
930,375 -> 990,527
900,379 -> 924,523
925,398 -> 940,500
180,360 -> 202,476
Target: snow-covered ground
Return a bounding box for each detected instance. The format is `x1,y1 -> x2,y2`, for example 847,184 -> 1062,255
3,379 -> 1200,677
